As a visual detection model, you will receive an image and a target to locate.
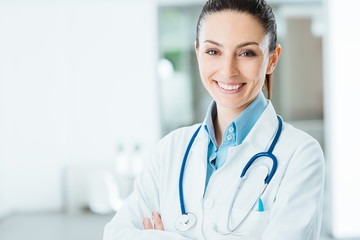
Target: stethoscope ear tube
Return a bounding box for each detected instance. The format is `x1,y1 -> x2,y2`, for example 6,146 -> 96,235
241,152 -> 278,184
179,125 -> 202,215
240,115 -> 282,185
268,115 -> 283,153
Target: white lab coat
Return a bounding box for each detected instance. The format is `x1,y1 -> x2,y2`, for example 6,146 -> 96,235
103,102 -> 325,240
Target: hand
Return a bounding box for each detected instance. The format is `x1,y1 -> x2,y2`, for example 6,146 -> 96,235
143,211 -> 164,231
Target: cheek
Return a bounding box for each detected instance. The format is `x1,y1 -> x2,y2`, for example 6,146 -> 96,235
198,57 -> 215,79
197,61 -> 210,88
198,63 -> 207,82
239,60 -> 267,81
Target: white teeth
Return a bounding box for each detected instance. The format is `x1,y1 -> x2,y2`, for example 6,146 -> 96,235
218,82 -> 244,90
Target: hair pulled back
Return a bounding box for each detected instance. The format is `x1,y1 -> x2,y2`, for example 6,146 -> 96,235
195,0 -> 277,99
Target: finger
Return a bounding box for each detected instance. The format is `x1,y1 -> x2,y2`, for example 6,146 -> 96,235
143,217 -> 153,230
152,211 -> 164,231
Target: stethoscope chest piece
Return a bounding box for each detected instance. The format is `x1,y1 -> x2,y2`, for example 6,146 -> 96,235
175,213 -> 197,232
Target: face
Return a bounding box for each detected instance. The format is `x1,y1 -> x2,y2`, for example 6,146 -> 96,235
195,11 -> 280,114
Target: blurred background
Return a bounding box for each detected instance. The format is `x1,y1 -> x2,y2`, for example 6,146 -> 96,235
0,0 -> 359,239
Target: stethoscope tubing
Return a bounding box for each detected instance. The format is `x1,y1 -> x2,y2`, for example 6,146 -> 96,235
240,116 -> 282,184
179,125 -> 202,215
178,115 -> 283,218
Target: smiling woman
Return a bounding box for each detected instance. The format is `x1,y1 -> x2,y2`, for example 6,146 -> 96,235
195,10 -> 281,144
103,1 -> 325,240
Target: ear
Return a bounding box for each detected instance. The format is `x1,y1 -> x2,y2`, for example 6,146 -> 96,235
266,44 -> 281,74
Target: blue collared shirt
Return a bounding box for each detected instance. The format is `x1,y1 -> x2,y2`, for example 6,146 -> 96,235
203,92 -> 268,191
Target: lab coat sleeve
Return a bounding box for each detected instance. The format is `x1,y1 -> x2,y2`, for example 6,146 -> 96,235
103,140 -> 193,240
262,139 -> 325,240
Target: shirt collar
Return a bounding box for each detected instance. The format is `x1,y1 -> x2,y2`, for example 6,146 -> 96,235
203,92 -> 268,147
203,100 -> 217,146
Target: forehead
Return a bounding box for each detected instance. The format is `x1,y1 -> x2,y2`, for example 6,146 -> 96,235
199,10 -> 268,46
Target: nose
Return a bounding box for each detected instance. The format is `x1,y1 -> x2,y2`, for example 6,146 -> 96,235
222,55 -> 240,78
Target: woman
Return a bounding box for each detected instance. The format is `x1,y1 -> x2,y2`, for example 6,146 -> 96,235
104,0 -> 325,239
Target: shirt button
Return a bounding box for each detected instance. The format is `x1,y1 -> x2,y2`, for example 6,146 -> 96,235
229,126 -> 234,133
227,135 -> 232,141
203,199 -> 214,209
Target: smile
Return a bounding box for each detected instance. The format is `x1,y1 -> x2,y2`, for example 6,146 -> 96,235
216,81 -> 245,91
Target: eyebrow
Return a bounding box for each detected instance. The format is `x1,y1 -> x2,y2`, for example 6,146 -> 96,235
203,40 -> 259,48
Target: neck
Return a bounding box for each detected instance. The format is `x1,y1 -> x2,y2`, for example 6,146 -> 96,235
214,95 -> 260,145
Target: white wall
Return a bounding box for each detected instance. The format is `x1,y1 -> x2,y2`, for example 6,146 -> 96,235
325,0 -> 360,238
0,1 -> 160,215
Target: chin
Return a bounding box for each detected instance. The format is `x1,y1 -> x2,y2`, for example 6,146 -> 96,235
216,99 -> 248,111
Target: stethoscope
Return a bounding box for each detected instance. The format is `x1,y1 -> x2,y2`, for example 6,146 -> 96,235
175,115 -> 283,233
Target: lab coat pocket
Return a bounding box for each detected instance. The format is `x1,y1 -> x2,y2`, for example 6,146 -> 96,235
208,208 -> 270,240
227,209 -> 270,239
228,165 -> 269,229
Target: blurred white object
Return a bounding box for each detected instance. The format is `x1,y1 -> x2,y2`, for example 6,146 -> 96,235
64,167 -> 90,214
116,144 -> 130,175
131,143 -> 144,176
0,0 -> 160,215
160,72 -> 194,130
87,170 -> 123,214
64,166 -> 135,214
115,143 -> 144,176
325,0 -> 360,238
158,58 -> 175,80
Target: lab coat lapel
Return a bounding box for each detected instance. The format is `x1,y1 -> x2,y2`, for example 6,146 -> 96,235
226,102 -> 280,229
244,101 -> 279,152
190,126 -> 210,171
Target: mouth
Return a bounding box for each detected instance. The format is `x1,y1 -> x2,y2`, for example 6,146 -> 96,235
215,81 -> 246,93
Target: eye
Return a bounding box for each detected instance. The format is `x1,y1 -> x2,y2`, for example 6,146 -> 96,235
205,49 -> 219,56
240,51 -> 256,57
